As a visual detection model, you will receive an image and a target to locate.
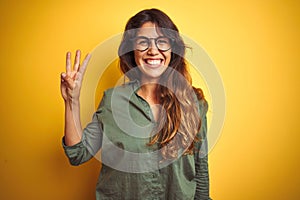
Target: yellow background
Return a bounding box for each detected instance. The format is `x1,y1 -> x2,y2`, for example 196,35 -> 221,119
0,0 -> 299,199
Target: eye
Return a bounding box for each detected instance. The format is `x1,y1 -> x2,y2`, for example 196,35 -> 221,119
157,38 -> 169,45
136,38 -> 148,46
138,40 -> 148,45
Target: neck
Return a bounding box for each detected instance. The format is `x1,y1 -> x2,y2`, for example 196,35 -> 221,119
138,82 -> 159,105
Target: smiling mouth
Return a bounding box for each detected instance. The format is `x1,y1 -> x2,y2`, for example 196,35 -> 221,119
144,59 -> 163,66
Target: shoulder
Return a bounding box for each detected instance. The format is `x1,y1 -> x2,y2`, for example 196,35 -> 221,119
98,80 -> 138,108
198,98 -> 208,118
103,80 -> 138,97
193,87 -> 208,118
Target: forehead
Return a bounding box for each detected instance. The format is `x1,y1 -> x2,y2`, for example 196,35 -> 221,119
136,22 -> 163,37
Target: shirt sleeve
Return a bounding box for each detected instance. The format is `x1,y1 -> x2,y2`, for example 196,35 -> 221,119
62,94 -> 106,166
194,100 -> 212,200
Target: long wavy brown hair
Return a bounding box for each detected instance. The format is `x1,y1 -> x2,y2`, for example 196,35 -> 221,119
118,8 -> 206,159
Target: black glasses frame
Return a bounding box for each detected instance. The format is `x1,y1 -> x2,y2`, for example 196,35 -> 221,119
131,36 -> 174,52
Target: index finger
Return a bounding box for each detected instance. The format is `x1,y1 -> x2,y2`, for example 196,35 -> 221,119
66,51 -> 71,73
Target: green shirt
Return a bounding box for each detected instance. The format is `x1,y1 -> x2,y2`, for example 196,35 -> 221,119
62,80 -> 211,200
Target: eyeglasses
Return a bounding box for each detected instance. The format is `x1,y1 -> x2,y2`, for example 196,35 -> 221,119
133,36 -> 173,52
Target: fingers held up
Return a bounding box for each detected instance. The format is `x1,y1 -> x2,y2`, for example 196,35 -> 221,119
65,50 -> 91,76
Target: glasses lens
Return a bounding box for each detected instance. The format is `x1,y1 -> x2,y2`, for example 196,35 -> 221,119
135,37 -> 149,51
156,37 -> 171,51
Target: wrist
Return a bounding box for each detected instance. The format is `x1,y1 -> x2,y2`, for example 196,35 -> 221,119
64,98 -> 80,109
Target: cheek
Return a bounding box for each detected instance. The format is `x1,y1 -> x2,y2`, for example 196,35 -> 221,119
165,52 -> 172,65
134,51 -> 143,65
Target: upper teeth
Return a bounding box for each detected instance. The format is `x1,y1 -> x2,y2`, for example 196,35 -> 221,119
146,59 -> 161,65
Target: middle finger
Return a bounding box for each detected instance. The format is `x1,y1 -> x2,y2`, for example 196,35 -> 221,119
74,50 -> 81,72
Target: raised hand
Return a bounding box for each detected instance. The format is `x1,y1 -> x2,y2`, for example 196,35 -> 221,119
60,50 -> 91,104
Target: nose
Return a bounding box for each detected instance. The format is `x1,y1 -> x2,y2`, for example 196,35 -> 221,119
147,39 -> 159,55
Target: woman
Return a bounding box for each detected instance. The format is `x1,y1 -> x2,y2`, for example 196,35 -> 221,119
60,8 -> 211,200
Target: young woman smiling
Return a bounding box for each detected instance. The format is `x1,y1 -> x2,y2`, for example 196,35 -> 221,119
60,8 -> 212,200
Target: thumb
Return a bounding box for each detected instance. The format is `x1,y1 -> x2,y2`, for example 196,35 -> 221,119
61,72 -> 67,78
61,72 -> 66,83
61,72 -> 74,88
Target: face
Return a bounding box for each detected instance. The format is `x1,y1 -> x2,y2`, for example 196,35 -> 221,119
134,22 -> 172,83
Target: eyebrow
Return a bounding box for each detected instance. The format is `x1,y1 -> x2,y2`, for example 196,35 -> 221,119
136,33 -> 164,37
134,36 -> 167,39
